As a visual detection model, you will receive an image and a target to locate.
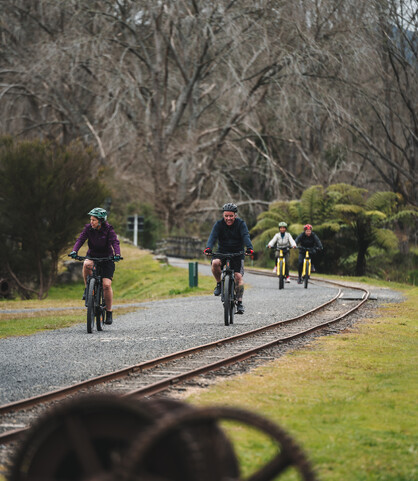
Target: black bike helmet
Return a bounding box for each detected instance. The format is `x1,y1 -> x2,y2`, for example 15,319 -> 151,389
222,203 -> 238,213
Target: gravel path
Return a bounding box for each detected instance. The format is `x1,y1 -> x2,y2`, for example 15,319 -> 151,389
0,260 -> 403,404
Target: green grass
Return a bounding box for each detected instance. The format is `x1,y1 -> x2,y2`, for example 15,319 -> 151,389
1,250 -> 416,480
186,286 -> 418,481
0,243 -> 213,338
0,312 -> 83,337
50,243 -> 214,302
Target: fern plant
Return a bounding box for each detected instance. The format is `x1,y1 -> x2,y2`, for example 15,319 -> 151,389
251,183 -> 417,275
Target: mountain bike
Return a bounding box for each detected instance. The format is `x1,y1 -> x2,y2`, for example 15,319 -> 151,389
71,255 -> 122,333
276,247 -> 290,290
209,252 -> 245,326
297,247 -> 314,289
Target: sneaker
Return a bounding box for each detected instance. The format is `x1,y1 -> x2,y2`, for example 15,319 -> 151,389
236,302 -> 245,314
272,266 -> 277,273
297,278 -> 303,284
82,287 -> 87,300
311,265 -> 316,272
285,276 -> 290,283
214,282 -> 221,296
105,311 -> 113,325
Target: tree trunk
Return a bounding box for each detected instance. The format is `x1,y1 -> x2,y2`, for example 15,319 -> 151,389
355,244 -> 368,276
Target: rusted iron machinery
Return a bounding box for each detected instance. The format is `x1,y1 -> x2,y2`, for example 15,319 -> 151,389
9,395 -> 317,481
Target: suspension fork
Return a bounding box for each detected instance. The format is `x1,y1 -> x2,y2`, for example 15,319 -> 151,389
277,249 -> 286,276
302,251 -> 310,276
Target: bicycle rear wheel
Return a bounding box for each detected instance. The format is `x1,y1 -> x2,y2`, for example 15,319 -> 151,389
278,260 -> 284,289
96,285 -> 105,331
223,275 -> 231,326
86,278 -> 96,333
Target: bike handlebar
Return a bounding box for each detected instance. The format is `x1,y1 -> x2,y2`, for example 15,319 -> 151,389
296,246 -> 319,252
206,251 -> 246,258
69,255 -> 123,262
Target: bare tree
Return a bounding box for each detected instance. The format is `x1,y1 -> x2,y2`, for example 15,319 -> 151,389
0,1 -> 292,227
77,1 -> 306,228
0,0 -> 416,233
288,0 -> 417,205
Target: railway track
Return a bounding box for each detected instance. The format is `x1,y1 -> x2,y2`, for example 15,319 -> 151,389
0,273 -> 370,460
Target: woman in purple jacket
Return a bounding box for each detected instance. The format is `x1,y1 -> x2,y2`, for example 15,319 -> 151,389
69,207 -> 121,325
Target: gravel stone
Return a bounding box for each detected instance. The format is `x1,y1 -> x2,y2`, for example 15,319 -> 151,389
0,260 -> 403,404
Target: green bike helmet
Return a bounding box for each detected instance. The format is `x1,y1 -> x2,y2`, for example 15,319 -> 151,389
278,222 -> 288,228
88,207 -> 107,222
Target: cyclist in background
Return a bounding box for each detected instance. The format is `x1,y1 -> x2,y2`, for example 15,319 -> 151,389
203,203 -> 254,314
69,207 -> 121,325
267,221 -> 296,282
295,224 -> 322,284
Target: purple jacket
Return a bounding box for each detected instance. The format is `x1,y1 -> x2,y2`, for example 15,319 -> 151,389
73,222 -> 121,257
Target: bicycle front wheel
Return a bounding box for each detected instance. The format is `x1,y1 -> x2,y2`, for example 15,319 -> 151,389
96,284 -> 105,331
229,279 -> 235,325
278,260 -> 285,289
223,276 -> 231,326
304,261 -> 309,289
86,278 -> 96,333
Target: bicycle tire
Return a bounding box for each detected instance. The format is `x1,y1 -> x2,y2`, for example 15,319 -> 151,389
278,259 -> 285,289
96,284 -> 105,331
304,260 -> 309,289
86,278 -> 96,333
223,275 -> 230,326
229,279 -> 235,325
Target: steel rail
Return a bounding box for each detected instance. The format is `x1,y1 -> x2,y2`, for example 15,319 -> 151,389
0,278 -> 370,445
125,287 -> 370,399
0,289 -> 342,416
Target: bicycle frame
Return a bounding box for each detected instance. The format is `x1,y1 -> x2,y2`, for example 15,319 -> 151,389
221,258 -> 235,298
301,250 -> 311,278
221,257 -> 236,326
209,252 -> 244,326
276,248 -> 289,290
276,249 -> 287,277
86,260 -> 107,333
71,255 -> 120,333
297,247 -> 313,289
86,262 -> 100,302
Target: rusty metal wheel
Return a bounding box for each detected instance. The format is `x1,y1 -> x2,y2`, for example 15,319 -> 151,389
9,395 -> 157,481
115,398 -> 240,481
118,406 -> 318,481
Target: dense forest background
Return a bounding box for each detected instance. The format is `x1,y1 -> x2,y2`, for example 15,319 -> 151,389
0,0 -> 416,296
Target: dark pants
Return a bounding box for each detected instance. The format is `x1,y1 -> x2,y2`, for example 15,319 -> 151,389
275,251 -> 290,277
98,260 -> 116,280
212,256 -> 244,276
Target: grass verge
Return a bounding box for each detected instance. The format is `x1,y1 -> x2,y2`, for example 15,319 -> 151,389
186,286 -> 417,481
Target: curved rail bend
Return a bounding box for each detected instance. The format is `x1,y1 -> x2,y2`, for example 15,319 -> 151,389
0,275 -> 370,445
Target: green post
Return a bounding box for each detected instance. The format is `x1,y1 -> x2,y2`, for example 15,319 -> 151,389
188,262 -> 198,287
